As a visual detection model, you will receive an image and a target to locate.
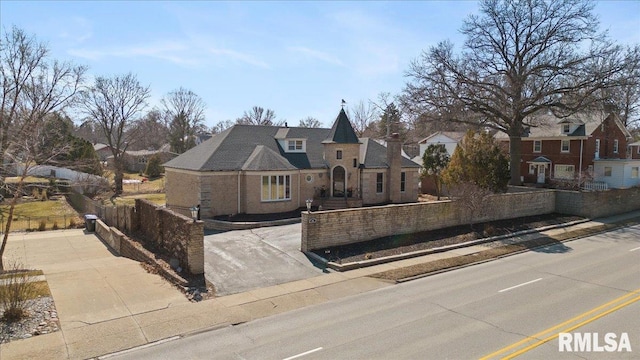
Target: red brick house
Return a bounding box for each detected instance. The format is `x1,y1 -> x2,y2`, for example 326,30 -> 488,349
496,112 -> 635,187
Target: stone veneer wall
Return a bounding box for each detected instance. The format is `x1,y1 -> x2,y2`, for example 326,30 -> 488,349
301,189 -> 556,251
135,199 -> 204,275
555,188 -> 640,218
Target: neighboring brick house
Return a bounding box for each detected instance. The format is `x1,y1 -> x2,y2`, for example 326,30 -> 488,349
628,141 -> 640,160
163,108 -> 421,218
496,112 -> 639,188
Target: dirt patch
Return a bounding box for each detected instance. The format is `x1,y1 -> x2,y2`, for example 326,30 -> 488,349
312,213 -> 584,264
370,236 -> 563,281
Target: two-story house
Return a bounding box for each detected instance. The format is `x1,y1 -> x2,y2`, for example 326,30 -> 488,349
163,108 -> 421,218
496,112 -> 639,188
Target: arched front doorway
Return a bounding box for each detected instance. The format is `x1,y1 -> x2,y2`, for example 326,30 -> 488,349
332,166 -> 346,197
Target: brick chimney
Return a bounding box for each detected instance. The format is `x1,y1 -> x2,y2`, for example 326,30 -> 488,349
386,133 -> 402,203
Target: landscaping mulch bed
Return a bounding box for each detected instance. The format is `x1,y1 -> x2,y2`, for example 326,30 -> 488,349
312,213 -> 584,264
213,208 -> 304,222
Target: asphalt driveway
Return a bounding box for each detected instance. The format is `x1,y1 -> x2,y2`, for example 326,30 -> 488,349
204,223 -> 326,296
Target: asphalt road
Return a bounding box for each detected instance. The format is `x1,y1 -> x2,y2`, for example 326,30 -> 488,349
111,224 -> 640,360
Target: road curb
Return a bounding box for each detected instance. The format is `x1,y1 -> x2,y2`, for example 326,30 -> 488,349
321,218 -> 592,272
392,216 -> 640,283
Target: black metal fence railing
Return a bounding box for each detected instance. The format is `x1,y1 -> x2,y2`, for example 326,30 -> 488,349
0,215 -> 84,232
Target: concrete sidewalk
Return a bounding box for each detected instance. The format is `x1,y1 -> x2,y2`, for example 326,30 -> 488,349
1,210 -> 639,360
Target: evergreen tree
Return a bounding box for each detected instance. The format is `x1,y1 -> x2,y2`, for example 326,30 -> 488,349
144,153 -> 163,178
442,130 -> 510,193
422,144 -> 450,200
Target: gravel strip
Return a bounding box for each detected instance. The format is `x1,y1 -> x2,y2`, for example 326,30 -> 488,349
0,297 -> 60,343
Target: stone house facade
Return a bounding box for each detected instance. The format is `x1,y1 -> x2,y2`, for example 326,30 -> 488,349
163,109 -> 421,218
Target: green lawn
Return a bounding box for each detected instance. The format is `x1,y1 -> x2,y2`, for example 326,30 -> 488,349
111,193 -> 166,206
0,198 -> 82,231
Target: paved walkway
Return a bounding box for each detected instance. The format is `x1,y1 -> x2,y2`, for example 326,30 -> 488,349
1,210 -> 639,359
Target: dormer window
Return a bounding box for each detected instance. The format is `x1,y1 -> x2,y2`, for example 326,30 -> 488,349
285,139 -> 305,152
562,124 -> 571,134
288,140 -> 303,151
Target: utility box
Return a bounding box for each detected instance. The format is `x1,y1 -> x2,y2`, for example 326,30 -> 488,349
84,214 -> 98,232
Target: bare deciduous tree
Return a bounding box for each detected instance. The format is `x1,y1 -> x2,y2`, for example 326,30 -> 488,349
0,26 -> 86,271
298,116 -> 322,128
211,119 -> 235,134
127,109 -> 169,151
404,0 -> 638,185
349,100 -> 379,137
162,87 -> 207,154
80,73 -> 150,194
236,106 -> 279,126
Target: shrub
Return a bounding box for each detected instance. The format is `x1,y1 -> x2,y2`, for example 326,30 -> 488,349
52,222 -> 59,230
145,154 -> 164,178
0,262 -> 38,323
37,220 -> 46,231
68,218 -> 76,229
483,224 -> 497,237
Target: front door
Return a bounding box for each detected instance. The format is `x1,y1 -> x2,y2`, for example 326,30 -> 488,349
537,164 -> 546,184
332,166 -> 345,197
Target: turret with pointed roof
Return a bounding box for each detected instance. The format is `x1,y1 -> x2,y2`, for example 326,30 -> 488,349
323,108 -> 360,144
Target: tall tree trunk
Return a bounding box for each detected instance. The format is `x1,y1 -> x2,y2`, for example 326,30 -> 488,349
509,134 -> 522,186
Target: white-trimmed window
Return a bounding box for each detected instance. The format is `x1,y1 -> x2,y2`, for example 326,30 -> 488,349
287,140 -> 304,152
554,164 -> 575,179
533,140 -> 541,153
562,124 -> 570,133
400,172 -> 406,192
336,150 -> 343,160
529,164 -> 536,175
561,140 -> 570,153
261,175 -> 291,201
613,139 -> 619,153
632,167 -> 639,179
376,173 -> 384,193
604,167 -> 612,177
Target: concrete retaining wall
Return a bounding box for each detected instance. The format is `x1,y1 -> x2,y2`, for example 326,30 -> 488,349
94,219 -> 189,286
301,189 -> 556,251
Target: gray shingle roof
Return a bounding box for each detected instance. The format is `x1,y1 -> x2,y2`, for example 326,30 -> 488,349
163,125 -> 332,171
360,138 -> 421,169
164,112 -> 420,172
242,145 -> 297,171
323,109 -> 360,144
495,112 -> 628,139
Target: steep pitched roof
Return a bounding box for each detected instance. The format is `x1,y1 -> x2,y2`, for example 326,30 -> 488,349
163,125 -> 331,171
418,131 -> 466,144
164,109 -> 420,172
360,138 -> 421,169
323,108 -> 360,144
242,145 -> 297,171
495,112 -> 630,139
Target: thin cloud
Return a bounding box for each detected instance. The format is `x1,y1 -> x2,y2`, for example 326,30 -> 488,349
207,47 -> 270,69
288,46 -> 344,66
68,41 -> 199,66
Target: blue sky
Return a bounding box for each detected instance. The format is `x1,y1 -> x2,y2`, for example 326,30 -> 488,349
2,1 -> 639,128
